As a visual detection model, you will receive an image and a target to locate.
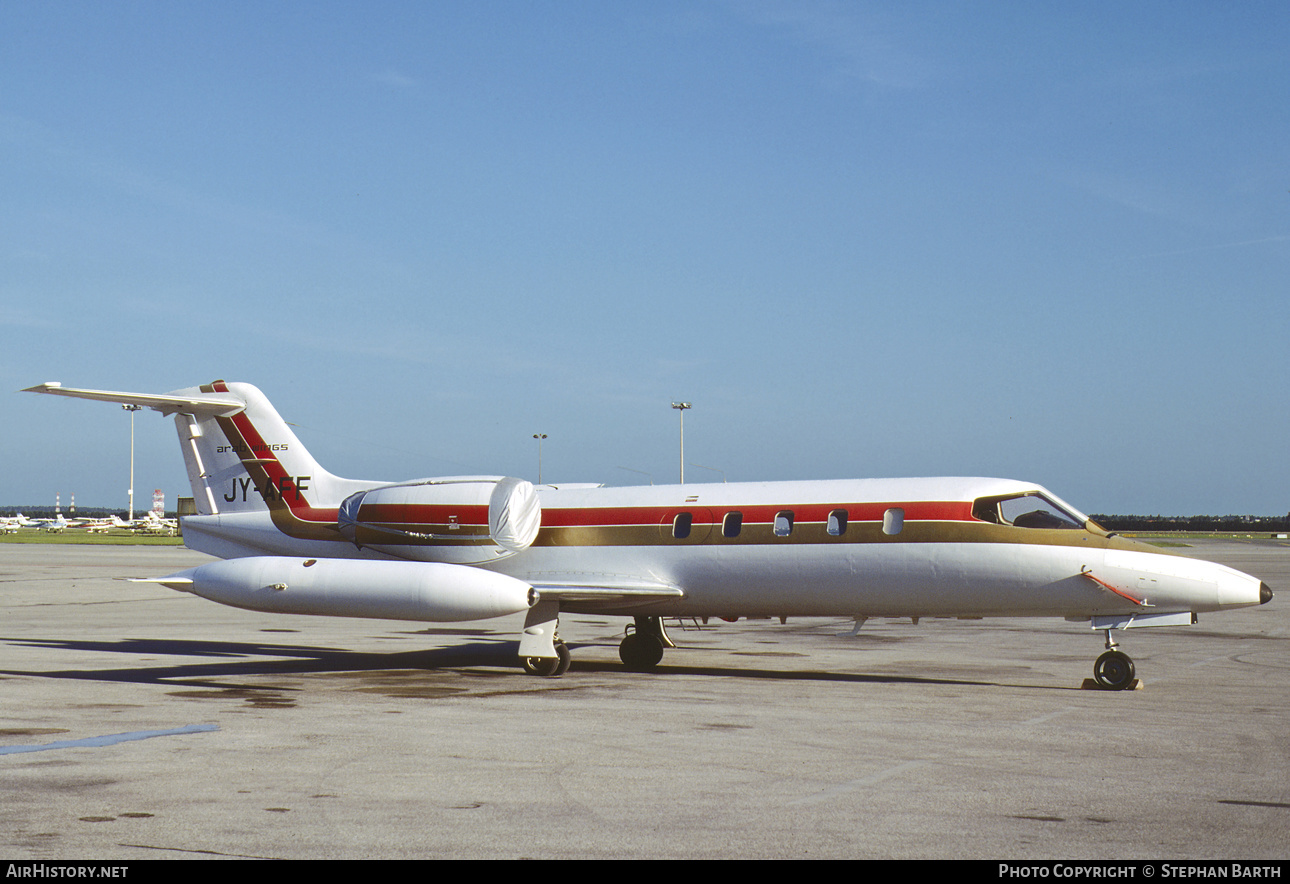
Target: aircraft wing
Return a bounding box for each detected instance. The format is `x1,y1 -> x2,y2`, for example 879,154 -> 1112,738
22,383 -> 245,416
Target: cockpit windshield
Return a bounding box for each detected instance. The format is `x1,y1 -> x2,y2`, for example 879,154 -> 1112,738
972,493 -> 1085,530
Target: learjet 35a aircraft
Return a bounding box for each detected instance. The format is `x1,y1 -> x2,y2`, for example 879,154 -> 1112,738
25,380 -> 1272,689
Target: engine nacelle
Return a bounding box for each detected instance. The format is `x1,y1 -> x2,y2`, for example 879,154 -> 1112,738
338,476 -> 541,564
163,556 -> 534,622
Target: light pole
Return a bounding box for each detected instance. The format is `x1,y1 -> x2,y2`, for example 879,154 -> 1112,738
532,434 -> 547,485
671,402 -> 691,484
123,404 -> 142,521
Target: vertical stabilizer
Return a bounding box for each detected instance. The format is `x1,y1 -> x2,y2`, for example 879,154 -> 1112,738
175,381 -> 343,515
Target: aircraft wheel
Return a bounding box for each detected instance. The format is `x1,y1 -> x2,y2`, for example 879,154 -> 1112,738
620,632 -> 664,671
1093,650 -> 1136,691
522,655 -> 558,677
522,641 -> 571,678
552,641 -> 571,676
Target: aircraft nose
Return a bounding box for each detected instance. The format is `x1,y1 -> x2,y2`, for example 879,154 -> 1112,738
1261,582 -> 1273,605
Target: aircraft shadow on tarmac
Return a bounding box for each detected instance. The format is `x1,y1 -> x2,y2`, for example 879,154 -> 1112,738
1,635 -> 516,689
0,635 -> 1028,691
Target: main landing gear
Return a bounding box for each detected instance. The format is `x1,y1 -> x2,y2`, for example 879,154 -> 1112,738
519,612 -> 676,675
517,613 -> 674,675
619,616 -> 673,671
1091,629 -> 1137,691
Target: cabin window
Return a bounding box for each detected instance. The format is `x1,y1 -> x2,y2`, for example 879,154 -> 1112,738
973,493 -> 1082,530
882,507 -> 904,535
827,509 -> 848,536
673,512 -> 693,539
773,511 -> 794,537
722,511 -> 743,538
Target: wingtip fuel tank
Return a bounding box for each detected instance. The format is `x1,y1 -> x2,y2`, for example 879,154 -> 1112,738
159,556 -> 534,623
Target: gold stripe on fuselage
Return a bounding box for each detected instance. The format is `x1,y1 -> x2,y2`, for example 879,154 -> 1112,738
530,520 -> 1161,552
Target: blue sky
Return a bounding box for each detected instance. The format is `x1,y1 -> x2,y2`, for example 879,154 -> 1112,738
3,1 -> 1287,516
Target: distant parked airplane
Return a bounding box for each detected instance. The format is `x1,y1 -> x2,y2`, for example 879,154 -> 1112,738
0,513 -> 35,533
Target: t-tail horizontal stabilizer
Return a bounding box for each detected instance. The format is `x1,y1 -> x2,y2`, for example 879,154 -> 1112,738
22,382 -> 245,416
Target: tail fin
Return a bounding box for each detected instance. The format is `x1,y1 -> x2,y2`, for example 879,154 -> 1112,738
23,381 -> 374,526
181,380 -> 347,516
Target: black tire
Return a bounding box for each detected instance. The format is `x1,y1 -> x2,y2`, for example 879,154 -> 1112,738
522,655 -> 560,677
552,641 -> 571,676
619,632 -> 664,671
522,640 -> 571,678
1093,650 -> 1136,691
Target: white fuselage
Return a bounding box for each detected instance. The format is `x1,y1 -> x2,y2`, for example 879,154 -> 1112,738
179,477 -> 1268,622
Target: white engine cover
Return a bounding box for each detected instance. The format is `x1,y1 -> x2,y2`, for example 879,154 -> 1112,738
337,476 -> 541,564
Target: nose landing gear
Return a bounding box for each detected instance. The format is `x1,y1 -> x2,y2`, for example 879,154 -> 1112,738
1090,629 -> 1138,691
1093,649 -> 1136,690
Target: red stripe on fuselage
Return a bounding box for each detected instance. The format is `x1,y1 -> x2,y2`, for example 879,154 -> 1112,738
538,500 -> 974,528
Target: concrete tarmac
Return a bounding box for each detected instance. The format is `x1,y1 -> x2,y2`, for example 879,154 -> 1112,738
1,540 -> 1286,860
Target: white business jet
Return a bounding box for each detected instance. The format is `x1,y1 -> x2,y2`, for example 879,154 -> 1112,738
24,380 -> 1271,689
